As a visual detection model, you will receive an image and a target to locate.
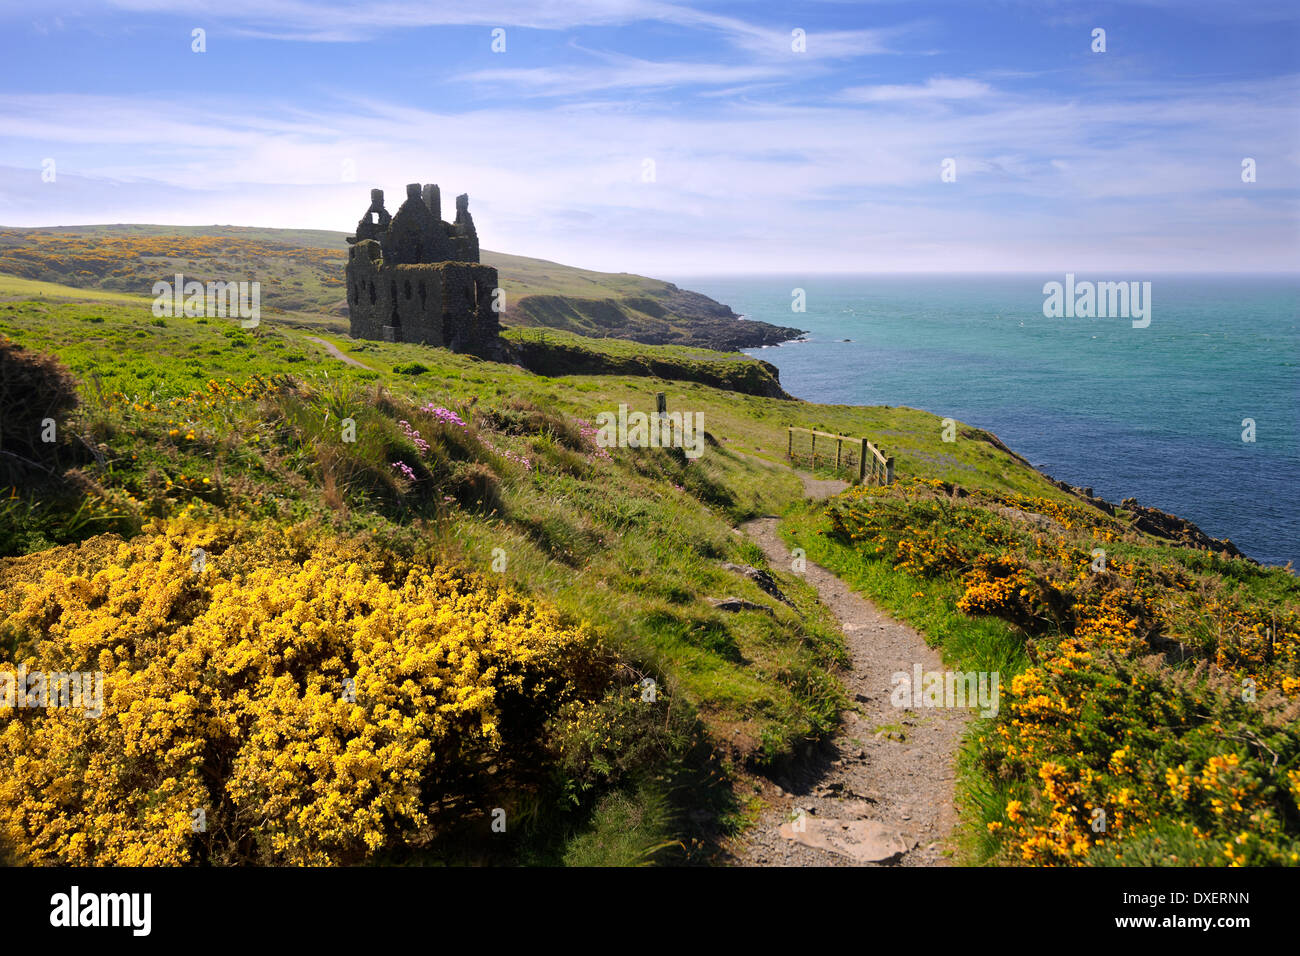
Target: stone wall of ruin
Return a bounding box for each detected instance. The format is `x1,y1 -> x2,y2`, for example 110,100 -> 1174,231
345,181 -> 495,352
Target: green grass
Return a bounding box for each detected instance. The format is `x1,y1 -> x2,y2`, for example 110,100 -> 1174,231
0,297 -> 1074,503
0,274 -> 152,303
1,297 -> 870,862
558,788 -> 681,866
0,222 -> 352,249
503,325 -> 749,364
5,290 -> 1212,866
784,508 -> 1030,673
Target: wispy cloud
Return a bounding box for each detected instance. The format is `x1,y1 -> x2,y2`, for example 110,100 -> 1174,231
0,2 -> 1295,272
840,76 -> 993,103
4,65 -> 1297,272
457,52 -> 790,96
86,0 -> 916,53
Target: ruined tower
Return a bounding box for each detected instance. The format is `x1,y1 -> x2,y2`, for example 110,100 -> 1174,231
345,182 -> 499,353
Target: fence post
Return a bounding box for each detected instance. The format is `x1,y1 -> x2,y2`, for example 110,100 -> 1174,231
886,456 -> 895,485
810,431 -> 815,467
859,438 -> 868,483
836,437 -> 842,471
787,427 -> 792,460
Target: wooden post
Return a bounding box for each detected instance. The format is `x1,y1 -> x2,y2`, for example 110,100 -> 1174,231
787,427 -> 793,460
810,431 -> 815,467
859,438 -> 868,483
656,392 -> 666,417
886,456 -> 895,485
835,437 -> 842,472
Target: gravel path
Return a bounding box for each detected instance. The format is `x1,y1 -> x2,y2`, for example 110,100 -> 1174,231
305,335 -> 372,370
725,478 -> 970,867
796,473 -> 850,499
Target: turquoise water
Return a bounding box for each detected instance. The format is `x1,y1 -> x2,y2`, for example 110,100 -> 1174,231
674,274 -> 1300,569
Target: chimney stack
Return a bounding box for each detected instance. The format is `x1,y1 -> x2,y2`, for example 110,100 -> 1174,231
421,183 -> 441,221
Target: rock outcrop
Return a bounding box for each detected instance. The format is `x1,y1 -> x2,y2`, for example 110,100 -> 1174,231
507,286 -> 806,352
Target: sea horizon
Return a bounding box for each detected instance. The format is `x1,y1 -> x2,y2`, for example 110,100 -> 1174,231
670,270 -> 1300,278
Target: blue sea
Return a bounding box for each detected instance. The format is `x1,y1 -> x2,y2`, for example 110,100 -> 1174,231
673,274 -> 1300,569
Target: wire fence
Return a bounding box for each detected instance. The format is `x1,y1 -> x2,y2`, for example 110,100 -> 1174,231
786,427 -> 894,485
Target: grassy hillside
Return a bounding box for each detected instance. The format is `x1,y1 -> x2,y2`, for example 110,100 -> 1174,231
502,327 -> 793,399
0,272 -> 793,398
0,291 -> 1063,864
1,288 -> 1295,867
0,225 -> 804,350
0,273 -> 153,304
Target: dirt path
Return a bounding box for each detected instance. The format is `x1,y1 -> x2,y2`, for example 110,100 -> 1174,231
726,475 -> 970,867
305,335 -> 372,370
796,473 -> 850,500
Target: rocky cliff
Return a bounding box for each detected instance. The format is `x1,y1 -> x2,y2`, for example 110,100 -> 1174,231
505,284 -> 803,352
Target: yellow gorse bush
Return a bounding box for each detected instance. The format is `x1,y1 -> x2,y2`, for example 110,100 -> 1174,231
0,518 -> 596,865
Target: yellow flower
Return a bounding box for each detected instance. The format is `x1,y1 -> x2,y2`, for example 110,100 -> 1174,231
0,519 -> 600,866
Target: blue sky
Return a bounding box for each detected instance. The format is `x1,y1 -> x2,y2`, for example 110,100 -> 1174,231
0,0 -> 1296,274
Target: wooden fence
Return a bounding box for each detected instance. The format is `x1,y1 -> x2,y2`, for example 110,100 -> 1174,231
786,426 -> 894,485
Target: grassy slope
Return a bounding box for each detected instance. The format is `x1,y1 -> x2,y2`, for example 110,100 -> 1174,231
3,223 -> 351,249
0,225 -> 791,347
0,271 -> 790,397
0,290 -> 1067,501
503,325 -> 747,363
0,273 -> 152,303
0,223 -> 696,297
0,293 -> 1075,862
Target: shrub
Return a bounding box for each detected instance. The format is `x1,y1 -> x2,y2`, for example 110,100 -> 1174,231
0,338 -> 80,486
549,684 -> 694,804
478,397 -> 587,451
980,656 -> 1300,865
449,460 -> 501,512
816,478 -> 1300,864
0,518 -> 603,865
392,362 -> 429,376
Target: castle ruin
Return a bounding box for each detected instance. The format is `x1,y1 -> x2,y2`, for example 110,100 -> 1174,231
345,183 -> 500,353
